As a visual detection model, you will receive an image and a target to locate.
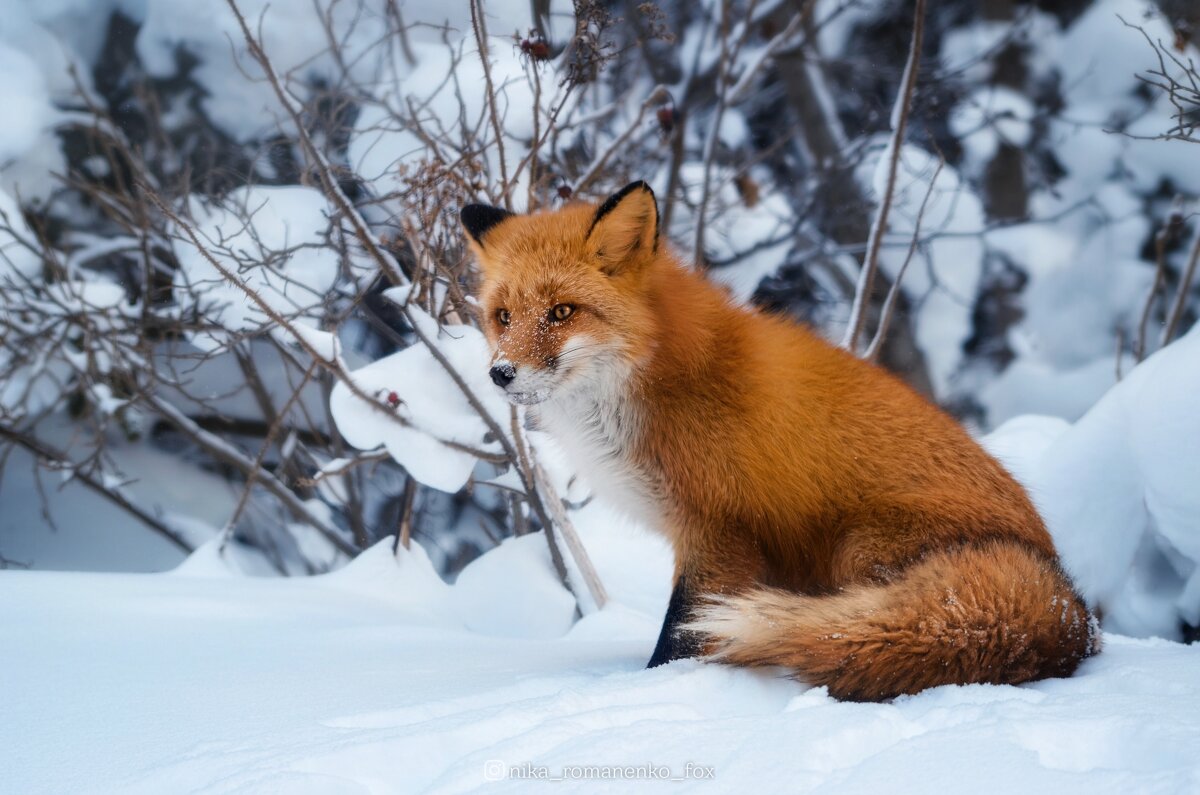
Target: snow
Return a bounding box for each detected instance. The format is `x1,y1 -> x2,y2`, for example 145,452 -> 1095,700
984,322 -> 1200,640
3,0 -> 143,89
0,188 -> 39,281
950,86 -> 1034,170
979,355 -> 1126,427
978,204 -> 1151,427
329,304 -> 506,493
452,532 -> 578,639
134,0 -> 391,142
322,538 -> 460,625
0,44 -> 56,165
171,185 -> 343,352
4,531 -> 1200,793
0,11 -> 75,200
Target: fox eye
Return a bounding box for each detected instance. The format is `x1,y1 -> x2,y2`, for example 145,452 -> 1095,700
550,304 -> 575,322
496,308 -> 511,326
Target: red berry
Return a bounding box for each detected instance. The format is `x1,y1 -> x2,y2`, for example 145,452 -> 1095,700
657,106 -> 675,133
557,184 -> 573,200
520,37 -> 551,61
386,391 -> 400,407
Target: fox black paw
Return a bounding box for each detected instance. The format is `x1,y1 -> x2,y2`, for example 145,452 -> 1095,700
647,575 -> 700,667
647,628 -> 701,668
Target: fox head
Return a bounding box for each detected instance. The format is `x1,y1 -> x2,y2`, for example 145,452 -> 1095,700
460,182 -> 660,406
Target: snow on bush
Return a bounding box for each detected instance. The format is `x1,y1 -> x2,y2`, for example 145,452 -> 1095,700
675,162 -> 796,303
987,323 -> 1200,639
348,26 -> 539,207
0,45 -> 56,166
1,196 -> 137,417
171,185 -> 347,352
329,300 -> 506,493
136,0 -> 390,142
0,189 -> 38,281
965,0 -> 1198,424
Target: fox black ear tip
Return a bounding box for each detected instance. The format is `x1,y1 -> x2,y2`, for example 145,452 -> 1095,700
460,204 -> 514,243
458,203 -> 498,226
620,180 -> 655,200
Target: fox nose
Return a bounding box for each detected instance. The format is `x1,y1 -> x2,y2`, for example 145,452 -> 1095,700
489,363 -> 516,388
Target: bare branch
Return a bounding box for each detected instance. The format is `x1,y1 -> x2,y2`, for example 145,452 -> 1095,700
1162,224 -> 1200,347
1136,201 -> 1185,361
144,393 -> 356,556
0,424 -> 194,553
841,0 -> 926,354
864,157 -> 944,362
469,0 -> 512,208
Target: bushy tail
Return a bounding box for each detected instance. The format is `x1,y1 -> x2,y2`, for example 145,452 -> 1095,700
685,540 -> 1100,701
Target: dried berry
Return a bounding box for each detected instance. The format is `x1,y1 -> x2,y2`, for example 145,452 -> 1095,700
520,36 -> 551,61
656,106 -> 675,134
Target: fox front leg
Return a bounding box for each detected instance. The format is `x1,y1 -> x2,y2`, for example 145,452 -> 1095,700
647,575 -> 703,667
646,544 -> 768,668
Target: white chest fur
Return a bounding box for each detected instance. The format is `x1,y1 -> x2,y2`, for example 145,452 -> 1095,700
537,378 -> 660,529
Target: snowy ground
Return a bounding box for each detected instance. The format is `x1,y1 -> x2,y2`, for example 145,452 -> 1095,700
5,324 -> 1200,794
4,539 -> 1200,794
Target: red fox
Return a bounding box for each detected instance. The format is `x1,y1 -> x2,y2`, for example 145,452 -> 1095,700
460,181 -> 1099,701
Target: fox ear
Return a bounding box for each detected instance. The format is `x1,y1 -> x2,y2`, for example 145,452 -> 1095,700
587,181 -> 658,276
460,204 -> 514,248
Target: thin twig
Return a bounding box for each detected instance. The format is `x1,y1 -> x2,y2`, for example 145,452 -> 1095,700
573,85 -> 669,195
841,0 -> 926,354
1162,225 -> 1200,347
510,406 -> 571,594
469,0 -> 511,208
864,156 -> 944,362
0,424 -> 194,553
394,476 -> 417,553
1136,203 -> 1184,360
532,458 -> 607,611
221,362 -> 318,555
